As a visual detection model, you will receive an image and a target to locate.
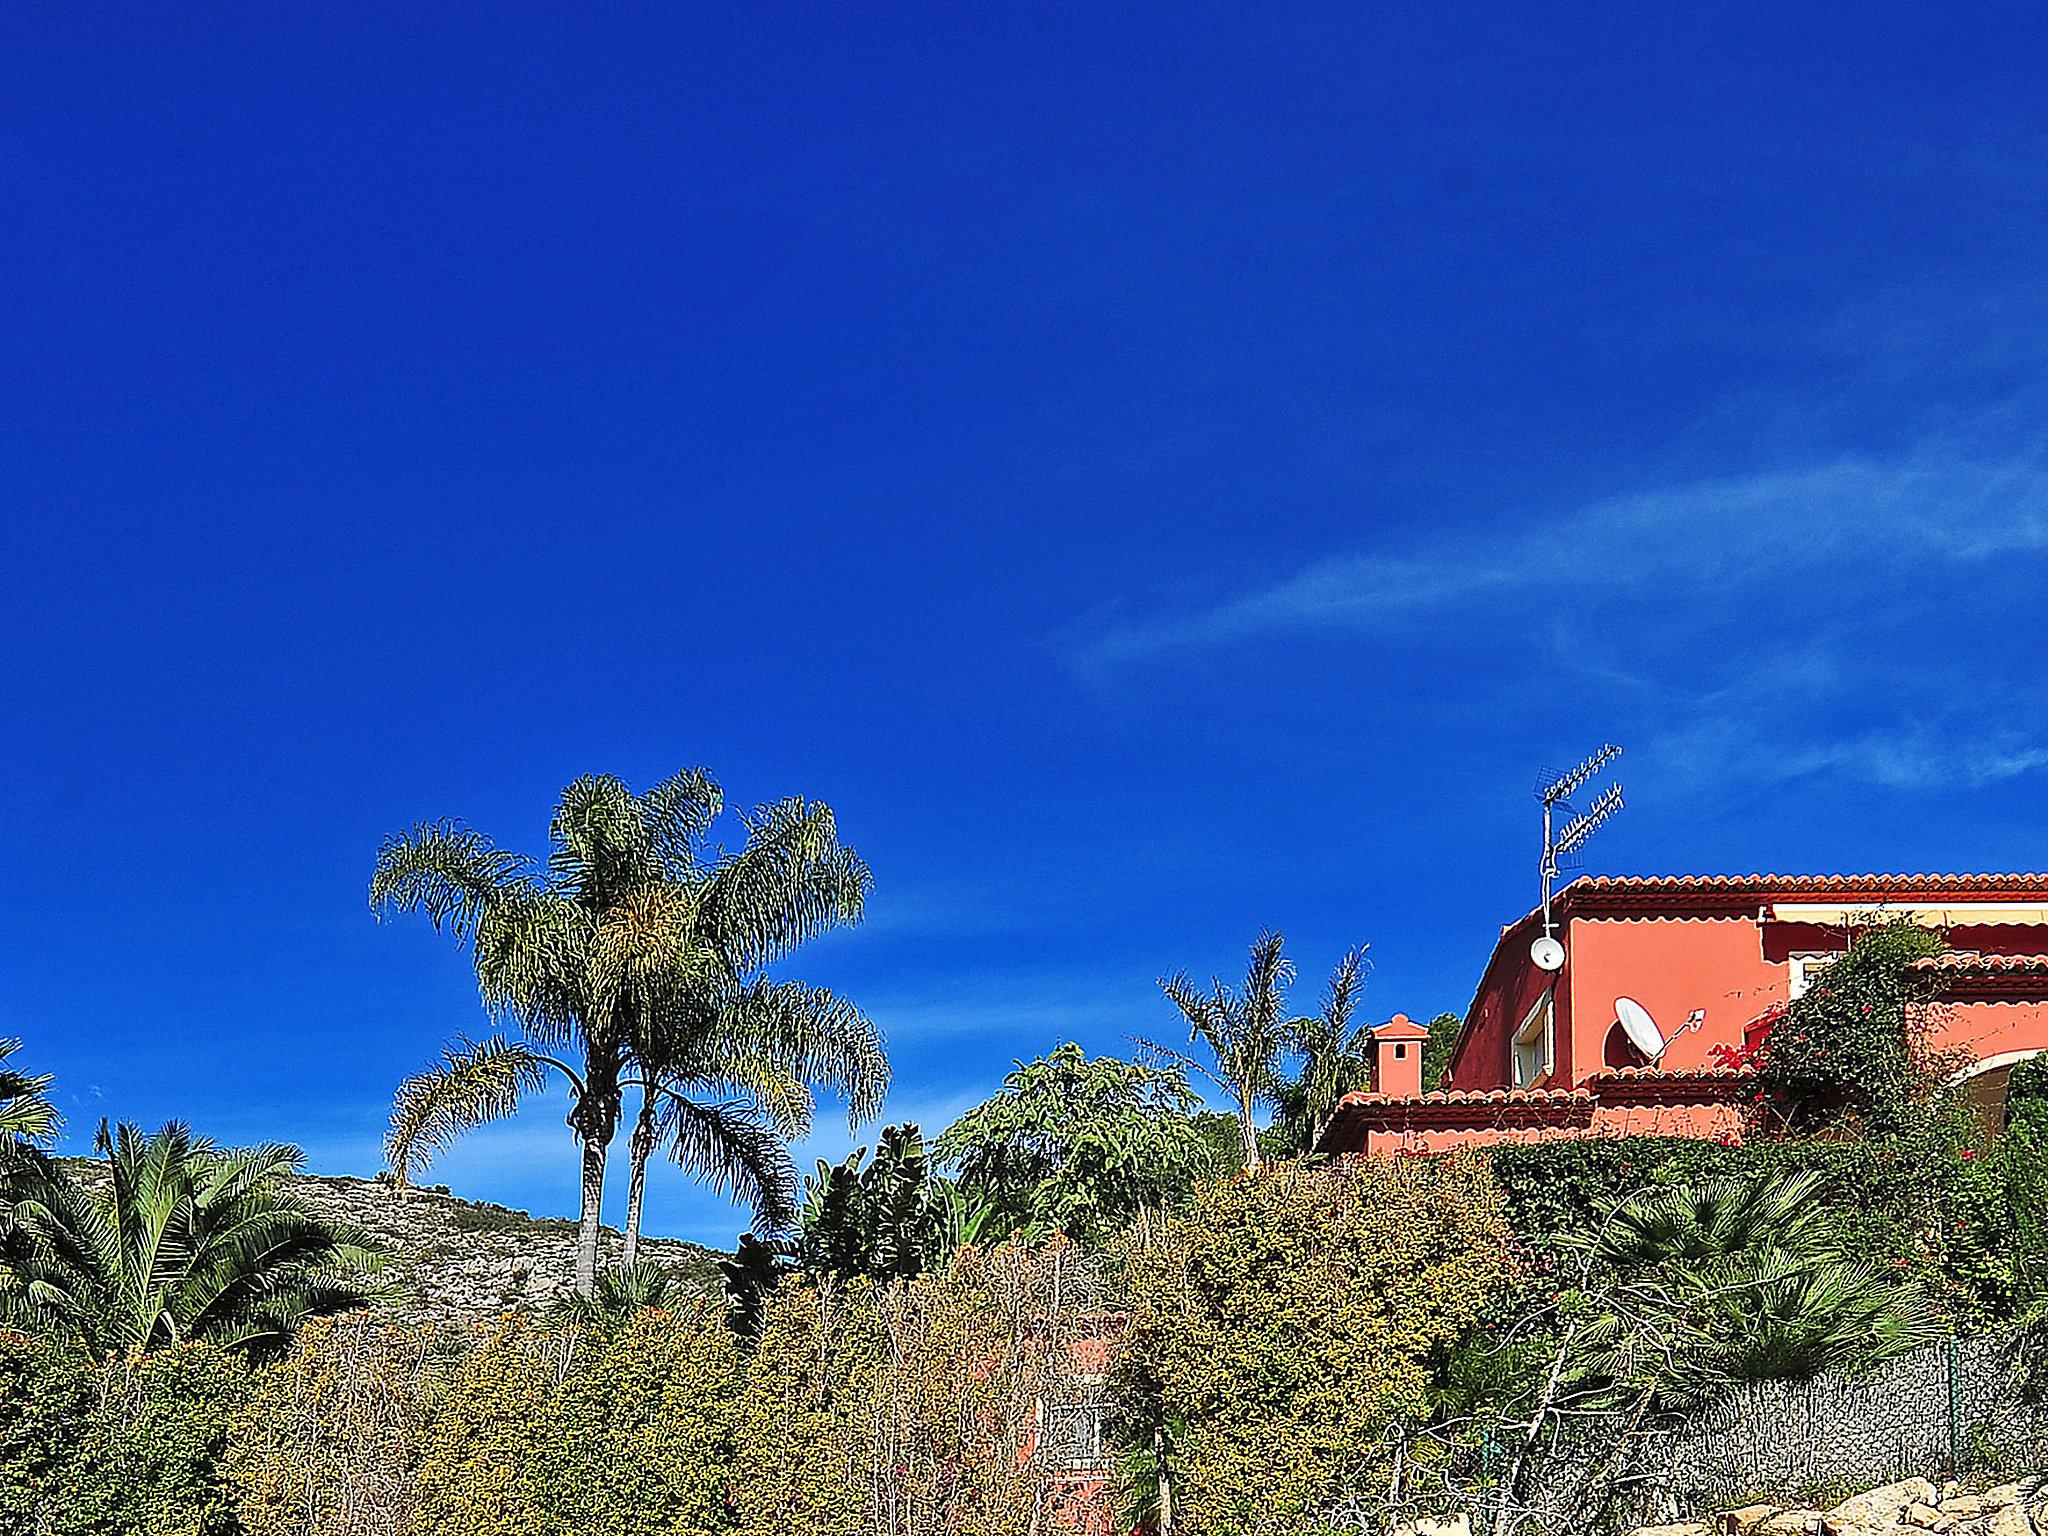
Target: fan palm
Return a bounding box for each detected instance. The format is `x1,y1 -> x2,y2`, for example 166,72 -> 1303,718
1559,1170 -> 1937,1406
1152,930 -> 1297,1171
0,1121 -> 384,1359
373,770 -> 885,1292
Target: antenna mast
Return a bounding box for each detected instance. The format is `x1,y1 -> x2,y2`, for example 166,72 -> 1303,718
1538,744 -> 1623,944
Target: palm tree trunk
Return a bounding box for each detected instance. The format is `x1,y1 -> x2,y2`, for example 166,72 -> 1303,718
575,1134 -> 608,1296
1236,1093 -> 1261,1172
622,1087 -> 658,1267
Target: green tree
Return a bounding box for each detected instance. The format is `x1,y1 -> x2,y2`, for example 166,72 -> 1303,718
797,1123 -> 1008,1281
373,770 -> 885,1293
1421,1010 -> 1461,1092
935,1044 -> 1211,1242
0,1123 -> 385,1361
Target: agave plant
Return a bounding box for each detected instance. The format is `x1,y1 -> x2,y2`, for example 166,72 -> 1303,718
0,1121 -> 385,1359
373,770 -> 887,1293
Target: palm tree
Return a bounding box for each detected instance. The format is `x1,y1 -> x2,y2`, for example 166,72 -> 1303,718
373,770 -> 885,1292
1561,1170 -> 1938,1403
1153,930 -> 1296,1171
0,1039 -> 56,1145
617,974 -> 884,1266
0,1122 -> 384,1359
1273,946 -> 1371,1153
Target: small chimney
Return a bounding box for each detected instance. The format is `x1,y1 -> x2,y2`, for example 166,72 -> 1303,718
1372,1014 -> 1432,1098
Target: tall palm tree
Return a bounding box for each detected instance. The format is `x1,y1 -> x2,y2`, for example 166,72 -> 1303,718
1153,930 -> 1296,1171
373,770 -> 886,1292
1273,946 -> 1371,1153
0,1122 -> 384,1359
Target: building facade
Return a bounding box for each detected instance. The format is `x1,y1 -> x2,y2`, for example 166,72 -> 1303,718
1318,874 -> 2048,1157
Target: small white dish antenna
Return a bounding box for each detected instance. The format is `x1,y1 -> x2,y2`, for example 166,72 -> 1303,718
1529,935 -> 1566,972
1615,996 -> 1665,1060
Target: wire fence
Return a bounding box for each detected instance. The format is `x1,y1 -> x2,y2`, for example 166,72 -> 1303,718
1336,1331 -> 2048,1536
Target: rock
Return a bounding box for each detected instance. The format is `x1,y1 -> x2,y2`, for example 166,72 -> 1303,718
1983,1506 -> 2033,1536
1944,1497 -> 1986,1519
1823,1479 -> 1941,1535
1901,1502 -> 1956,1532
1630,1524 -> 1710,1536
1758,1513 -> 1823,1536
1721,1505 -> 1782,1534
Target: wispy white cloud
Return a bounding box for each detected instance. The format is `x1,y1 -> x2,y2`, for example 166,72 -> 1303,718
1066,445 -> 2048,669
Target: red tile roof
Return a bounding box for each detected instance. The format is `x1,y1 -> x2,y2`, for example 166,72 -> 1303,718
1336,1086 -> 1593,1108
1912,951 -> 2048,974
1571,873 -> 2048,895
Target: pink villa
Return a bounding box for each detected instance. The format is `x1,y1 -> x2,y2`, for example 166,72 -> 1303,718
1317,873 -> 2048,1158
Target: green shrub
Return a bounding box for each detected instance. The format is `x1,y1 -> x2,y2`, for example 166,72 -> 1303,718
1486,1119 -> 2016,1325
1110,1156 -> 1516,1536
532,1303 -> 741,1536
57,1343 -> 251,1536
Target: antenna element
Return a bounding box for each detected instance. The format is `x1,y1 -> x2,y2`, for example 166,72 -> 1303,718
1536,744 -> 1624,954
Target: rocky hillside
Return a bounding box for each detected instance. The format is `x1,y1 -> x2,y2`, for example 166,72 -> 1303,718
62,1161 -> 728,1328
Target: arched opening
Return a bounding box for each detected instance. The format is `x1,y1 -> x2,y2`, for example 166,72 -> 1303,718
1603,1020 -> 1651,1071
1948,1049 -> 2048,1135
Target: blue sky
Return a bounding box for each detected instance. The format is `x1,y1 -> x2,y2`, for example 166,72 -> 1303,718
5,7 -> 2047,1244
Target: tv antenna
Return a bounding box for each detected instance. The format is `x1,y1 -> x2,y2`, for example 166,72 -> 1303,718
1532,744 -> 1623,970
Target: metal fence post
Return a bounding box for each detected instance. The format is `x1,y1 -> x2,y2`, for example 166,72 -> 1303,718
1948,1333 -> 1963,1473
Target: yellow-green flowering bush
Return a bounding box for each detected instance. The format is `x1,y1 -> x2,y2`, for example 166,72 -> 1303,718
1111,1156 -> 1518,1536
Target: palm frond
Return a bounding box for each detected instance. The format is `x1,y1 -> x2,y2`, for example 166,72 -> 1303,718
708,979 -> 889,1124
0,1040 -> 57,1144
698,798 -> 872,973
369,822 -> 536,942
660,1095 -> 799,1235
550,774 -> 660,906
637,768 -> 724,877
386,1036 -> 550,1186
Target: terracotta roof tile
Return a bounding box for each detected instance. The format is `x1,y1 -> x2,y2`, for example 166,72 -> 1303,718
1571,873 -> 2048,895
1912,951 -> 2048,974
1336,1086 -> 1593,1108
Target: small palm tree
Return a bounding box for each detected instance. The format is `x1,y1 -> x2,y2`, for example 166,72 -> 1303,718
544,1258 -> 701,1330
1562,1170 -> 1937,1405
1273,946 -> 1371,1153
0,1122 -> 384,1359
1153,931 -> 1297,1171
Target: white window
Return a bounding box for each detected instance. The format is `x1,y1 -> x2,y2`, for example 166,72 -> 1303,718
1044,1399 -> 1107,1467
1513,990 -> 1555,1088
1787,951 -> 1836,1000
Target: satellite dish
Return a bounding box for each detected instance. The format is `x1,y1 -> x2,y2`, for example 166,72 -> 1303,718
1614,996 -> 1665,1061
1529,935 -> 1566,972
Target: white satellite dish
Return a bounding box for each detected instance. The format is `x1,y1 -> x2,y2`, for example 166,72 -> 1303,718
1529,935 -> 1566,972
1615,996 -> 1665,1061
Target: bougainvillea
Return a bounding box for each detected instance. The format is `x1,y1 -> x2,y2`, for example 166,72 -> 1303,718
1754,918 -> 1952,1137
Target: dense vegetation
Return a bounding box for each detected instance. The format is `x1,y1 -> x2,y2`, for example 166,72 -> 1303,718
9,790 -> 2048,1535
